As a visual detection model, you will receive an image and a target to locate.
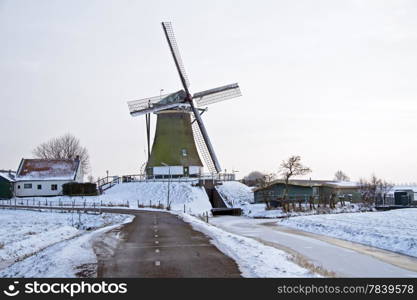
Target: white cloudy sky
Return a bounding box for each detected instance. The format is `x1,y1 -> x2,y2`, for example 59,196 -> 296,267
1,0 -> 416,183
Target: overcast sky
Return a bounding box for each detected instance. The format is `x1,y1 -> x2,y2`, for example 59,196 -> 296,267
1,0 -> 416,183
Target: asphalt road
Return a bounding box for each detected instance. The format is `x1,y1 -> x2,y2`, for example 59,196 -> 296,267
96,210 -> 242,278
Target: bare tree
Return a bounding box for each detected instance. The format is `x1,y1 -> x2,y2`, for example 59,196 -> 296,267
279,155 -> 311,211
258,173 -> 276,209
242,171 -> 265,187
379,180 -> 394,205
359,174 -> 380,205
359,174 -> 393,206
258,173 -> 276,188
334,170 -> 350,182
33,133 -> 90,176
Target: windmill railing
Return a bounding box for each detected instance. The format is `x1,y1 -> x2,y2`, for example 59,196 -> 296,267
96,173 -> 236,191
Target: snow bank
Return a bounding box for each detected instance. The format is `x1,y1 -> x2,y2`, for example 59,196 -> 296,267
279,208 -> 417,257
215,181 -> 254,207
174,212 -> 317,277
0,209 -> 132,271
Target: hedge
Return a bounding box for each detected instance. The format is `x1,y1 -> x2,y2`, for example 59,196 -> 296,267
62,182 -> 97,196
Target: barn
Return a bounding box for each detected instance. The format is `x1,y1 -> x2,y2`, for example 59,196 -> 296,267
0,170 -> 15,199
14,158 -> 83,197
254,179 -> 361,207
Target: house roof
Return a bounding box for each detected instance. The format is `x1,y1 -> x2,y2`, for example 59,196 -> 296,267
0,170 -> 16,182
254,179 -> 360,191
16,159 -> 80,181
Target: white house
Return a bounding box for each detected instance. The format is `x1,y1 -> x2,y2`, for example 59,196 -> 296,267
14,158 -> 83,197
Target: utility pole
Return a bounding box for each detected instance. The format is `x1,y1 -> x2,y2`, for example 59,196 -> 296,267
161,162 -> 171,209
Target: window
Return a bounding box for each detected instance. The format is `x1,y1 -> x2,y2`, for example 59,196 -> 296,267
181,149 -> 188,157
17,185 -> 21,189
51,184 -> 58,191
24,183 -> 32,189
37,184 -> 42,190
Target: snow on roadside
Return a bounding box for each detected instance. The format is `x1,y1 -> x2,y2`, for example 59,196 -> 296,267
173,211 -> 318,278
0,216 -> 133,278
0,209 -> 133,273
278,208 -> 417,257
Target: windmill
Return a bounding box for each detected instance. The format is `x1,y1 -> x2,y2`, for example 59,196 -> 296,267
128,22 -> 242,178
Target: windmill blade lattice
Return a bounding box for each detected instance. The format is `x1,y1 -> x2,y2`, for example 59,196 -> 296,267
191,116 -> 217,173
194,83 -> 242,107
162,22 -> 190,91
128,93 -> 171,114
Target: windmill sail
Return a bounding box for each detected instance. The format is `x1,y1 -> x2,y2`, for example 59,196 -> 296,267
128,93 -> 171,114
194,83 -> 242,107
191,115 -> 217,173
189,104 -> 222,173
128,90 -> 188,117
161,22 -> 190,92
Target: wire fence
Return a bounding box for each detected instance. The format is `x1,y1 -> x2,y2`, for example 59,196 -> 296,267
0,198 -> 202,217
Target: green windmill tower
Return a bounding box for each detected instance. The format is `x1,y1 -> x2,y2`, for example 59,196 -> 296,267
127,22 -> 242,178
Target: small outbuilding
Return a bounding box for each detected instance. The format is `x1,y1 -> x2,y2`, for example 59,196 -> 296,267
14,158 -> 83,197
0,170 -> 16,199
254,179 -> 361,207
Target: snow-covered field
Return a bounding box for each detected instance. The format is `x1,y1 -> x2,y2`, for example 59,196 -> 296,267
0,209 -> 133,276
174,211 -> 318,277
278,208 -> 417,257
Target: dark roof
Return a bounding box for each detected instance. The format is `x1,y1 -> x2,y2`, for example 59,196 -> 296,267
254,179 -> 359,191
0,171 -> 16,182
16,159 -> 80,181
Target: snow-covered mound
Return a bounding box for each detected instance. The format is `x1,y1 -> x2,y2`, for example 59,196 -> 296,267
216,181 -> 254,207
279,208 -> 417,257
102,182 -> 212,215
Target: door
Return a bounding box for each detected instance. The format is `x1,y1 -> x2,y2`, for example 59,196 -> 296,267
184,167 -> 189,177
